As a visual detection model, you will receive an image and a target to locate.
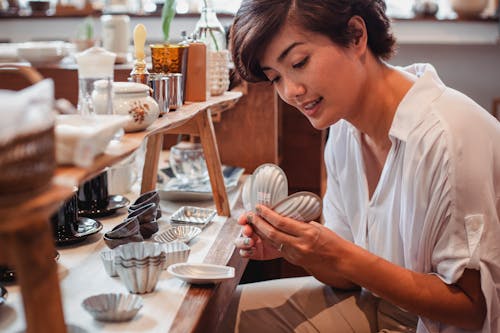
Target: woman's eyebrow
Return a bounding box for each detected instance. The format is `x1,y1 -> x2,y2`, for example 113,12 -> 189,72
278,42 -> 303,62
261,42 -> 304,72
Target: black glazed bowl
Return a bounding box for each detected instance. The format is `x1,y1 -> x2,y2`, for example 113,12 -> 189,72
28,0 -> 50,13
103,233 -> 144,250
105,217 -> 141,239
139,220 -> 159,239
128,190 -> 160,212
127,202 -> 157,224
0,266 -> 15,284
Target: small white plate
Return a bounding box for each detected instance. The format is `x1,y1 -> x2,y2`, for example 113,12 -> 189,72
169,206 -> 216,228
167,263 -> 235,284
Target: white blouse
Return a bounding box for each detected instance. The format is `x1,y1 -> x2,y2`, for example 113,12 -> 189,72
323,63 -> 500,333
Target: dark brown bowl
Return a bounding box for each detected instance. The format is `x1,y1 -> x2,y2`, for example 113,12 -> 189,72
28,0 -> 50,12
128,190 -> 160,212
127,202 -> 157,224
139,220 -> 159,239
103,233 -> 144,250
105,217 -> 141,239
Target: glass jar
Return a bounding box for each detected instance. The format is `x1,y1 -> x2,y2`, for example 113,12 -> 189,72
169,141 -> 208,184
75,47 -> 116,116
193,4 -> 230,96
193,5 -> 226,52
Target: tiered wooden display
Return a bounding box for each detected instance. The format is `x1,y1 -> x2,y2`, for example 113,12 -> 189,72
0,89 -> 242,333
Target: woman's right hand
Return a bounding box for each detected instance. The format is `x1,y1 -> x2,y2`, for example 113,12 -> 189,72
234,212 -> 282,260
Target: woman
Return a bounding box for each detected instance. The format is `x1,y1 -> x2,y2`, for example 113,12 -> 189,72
225,0 -> 500,332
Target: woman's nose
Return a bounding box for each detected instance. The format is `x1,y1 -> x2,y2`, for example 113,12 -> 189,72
281,78 -> 305,102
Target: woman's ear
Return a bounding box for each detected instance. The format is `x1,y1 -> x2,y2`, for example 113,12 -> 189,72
347,15 -> 368,55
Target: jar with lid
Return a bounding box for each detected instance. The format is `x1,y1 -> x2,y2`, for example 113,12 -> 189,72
112,82 -> 160,132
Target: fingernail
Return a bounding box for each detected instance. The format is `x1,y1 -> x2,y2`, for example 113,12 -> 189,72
246,214 -> 253,224
239,248 -> 253,257
255,206 -> 261,214
243,237 -> 251,246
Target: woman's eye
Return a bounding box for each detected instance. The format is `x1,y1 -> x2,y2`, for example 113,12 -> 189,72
269,76 -> 281,84
292,56 -> 309,69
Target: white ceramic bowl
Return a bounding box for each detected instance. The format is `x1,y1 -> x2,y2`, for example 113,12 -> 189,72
272,191 -> 322,222
100,250 -> 118,277
114,242 -> 165,261
82,293 -> 142,321
162,241 -> 190,268
115,259 -> 164,294
153,225 -> 201,244
17,41 -> 71,65
249,163 -> 288,210
449,0 -> 487,17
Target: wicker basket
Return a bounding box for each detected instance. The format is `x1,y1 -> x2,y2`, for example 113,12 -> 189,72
0,126 -> 56,201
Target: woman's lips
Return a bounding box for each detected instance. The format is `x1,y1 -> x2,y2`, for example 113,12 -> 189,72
302,97 -> 323,117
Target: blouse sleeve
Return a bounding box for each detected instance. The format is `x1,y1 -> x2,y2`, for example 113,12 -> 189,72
322,127 -> 354,242
406,89 -> 500,333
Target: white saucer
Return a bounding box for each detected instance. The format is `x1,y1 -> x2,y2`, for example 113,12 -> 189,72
167,263 -> 235,284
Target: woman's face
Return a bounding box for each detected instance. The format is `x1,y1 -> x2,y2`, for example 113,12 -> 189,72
260,22 -> 367,130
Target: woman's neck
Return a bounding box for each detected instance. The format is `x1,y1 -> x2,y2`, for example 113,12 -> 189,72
349,59 -> 415,150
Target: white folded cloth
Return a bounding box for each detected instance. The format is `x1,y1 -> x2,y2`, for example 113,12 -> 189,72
0,79 -> 55,145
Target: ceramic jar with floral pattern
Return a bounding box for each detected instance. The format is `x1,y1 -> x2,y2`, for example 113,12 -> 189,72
112,82 -> 159,132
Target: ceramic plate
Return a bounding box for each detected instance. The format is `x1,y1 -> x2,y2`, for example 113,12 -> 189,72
0,251 -> 59,284
157,165 -> 244,201
79,195 -> 130,218
167,263 -> 235,284
169,206 -> 216,228
56,217 -> 103,246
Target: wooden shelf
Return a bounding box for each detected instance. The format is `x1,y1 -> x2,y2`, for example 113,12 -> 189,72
0,91 -> 242,333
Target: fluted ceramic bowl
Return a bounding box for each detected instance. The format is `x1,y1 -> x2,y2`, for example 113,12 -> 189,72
153,225 -> 201,244
82,293 -> 143,321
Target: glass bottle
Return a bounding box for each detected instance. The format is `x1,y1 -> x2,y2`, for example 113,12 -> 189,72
75,47 -> 116,116
193,3 -> 226,52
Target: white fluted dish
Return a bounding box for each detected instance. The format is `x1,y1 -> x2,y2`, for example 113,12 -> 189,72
115,259 -> 164,294
82,293 -> 143,322
250,163 -> 288,209
114,242 -> 164,261
167,263 -> 235,284
100,250 -> 118,277
272,191 -> 323,222
162,241 -> 190,268
241,176 -> 253,212
154,225 -> 202,244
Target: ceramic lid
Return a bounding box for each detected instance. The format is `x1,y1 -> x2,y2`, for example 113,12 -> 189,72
112,82 -> 150,94
75,46 -> 116,78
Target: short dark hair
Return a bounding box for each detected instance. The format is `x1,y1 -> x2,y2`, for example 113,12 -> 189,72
230,0 -> 396,82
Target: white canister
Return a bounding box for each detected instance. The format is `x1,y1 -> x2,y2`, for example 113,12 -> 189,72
112,82 -> 160,132
100,15 -> 130,58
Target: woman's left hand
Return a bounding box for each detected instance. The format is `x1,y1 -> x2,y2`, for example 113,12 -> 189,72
250,204 -> 334,269
250,205 -> 363,290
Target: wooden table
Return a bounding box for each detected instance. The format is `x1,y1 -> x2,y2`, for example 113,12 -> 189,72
0,91 -> 243,333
